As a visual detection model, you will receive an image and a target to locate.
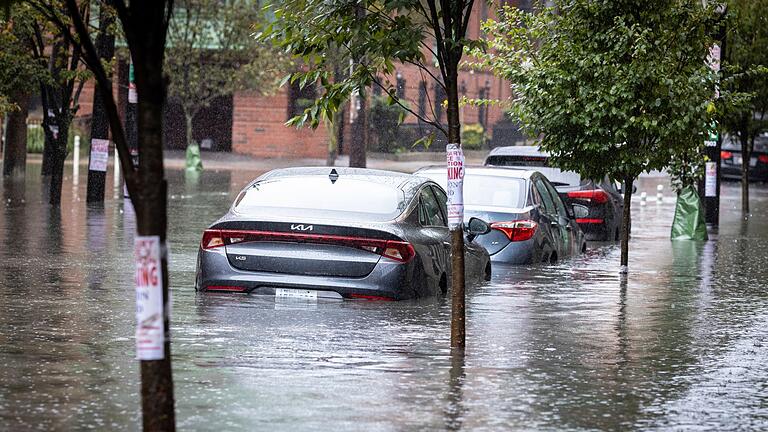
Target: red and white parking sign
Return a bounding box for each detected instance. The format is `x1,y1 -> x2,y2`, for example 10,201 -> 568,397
135,236 -> 165,360
446,144 -> 465,229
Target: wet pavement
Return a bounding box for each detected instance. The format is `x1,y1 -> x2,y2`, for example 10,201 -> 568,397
1,163 -> 767,431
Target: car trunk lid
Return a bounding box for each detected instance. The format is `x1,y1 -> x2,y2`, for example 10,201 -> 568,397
208,221 -> 403,278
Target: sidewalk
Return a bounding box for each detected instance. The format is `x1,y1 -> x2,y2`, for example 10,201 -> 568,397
162,150 -> 488,174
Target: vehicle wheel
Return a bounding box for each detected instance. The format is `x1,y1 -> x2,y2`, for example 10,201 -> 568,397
615,227 -> 620,241
581,243 -> 587,253
484,263 -> 492,281
439,274 -> 448,295
549,253 -> 558,264
541,253 -> 550,264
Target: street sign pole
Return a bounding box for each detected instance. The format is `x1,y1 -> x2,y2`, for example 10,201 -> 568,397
699,12 -> 726,227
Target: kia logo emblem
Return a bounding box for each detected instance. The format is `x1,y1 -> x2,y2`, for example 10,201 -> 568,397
290,224 -> 313,231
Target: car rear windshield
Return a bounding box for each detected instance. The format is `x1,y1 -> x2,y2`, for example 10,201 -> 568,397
234,177 -> 407,221
423,172 -> 527,208
464,176 -> 527,208
487,156 -> 584,187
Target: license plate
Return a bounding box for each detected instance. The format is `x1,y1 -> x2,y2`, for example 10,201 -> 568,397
275,288 -> 317,300
734,155 -> 742,165
750,157 -> 758,167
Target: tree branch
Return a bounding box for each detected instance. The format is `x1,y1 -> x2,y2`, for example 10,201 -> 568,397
64,0 -> 137,198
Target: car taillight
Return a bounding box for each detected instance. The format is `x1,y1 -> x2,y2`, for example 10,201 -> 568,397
758,155 -> 768,163
567,189 -> 609,204
349,294 -> 395,301
490,220 -> 538,241
381,240 -> 416,263
202,229 -> 224,249
206,285 -> 247,292
576,218 -> 604,224
203,229 -> 416,263
721,150 -> 733,160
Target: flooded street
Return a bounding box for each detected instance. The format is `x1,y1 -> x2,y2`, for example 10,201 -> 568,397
2,164 -> 767,431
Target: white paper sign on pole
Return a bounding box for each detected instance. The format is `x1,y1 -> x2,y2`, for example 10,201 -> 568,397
135,235 -> 164,360
89,138 -> 110,172
446,144 -> 465,229
704,161 -> 717,197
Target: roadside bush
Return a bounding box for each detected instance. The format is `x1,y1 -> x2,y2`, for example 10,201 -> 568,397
461,123 -> 485,150
26,122 -> 89,155
368,95 -> 408,153
26,124 -> 45,153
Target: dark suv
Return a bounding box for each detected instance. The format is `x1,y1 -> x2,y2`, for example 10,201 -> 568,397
485,146 -> 626,241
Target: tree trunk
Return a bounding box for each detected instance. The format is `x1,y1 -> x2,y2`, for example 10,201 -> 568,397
2,91 -> 30,179
86,4 -> 116,203
349,90 -> 367,168
445,59 -> 466,350
48,121 -> 69,206
184,111 -> 194,150
41,124 -> 55,176
740,132 -> 750,215
327,109 -> 342,166
134,41 -> 176,432
620,176 -> 634,272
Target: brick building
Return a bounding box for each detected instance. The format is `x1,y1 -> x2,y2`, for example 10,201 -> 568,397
72,2 -> 524,159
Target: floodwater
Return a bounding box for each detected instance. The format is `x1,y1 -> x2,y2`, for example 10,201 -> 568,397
1,163 -> 767,431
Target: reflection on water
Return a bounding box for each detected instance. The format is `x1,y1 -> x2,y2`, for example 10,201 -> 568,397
1,167 -> 768,431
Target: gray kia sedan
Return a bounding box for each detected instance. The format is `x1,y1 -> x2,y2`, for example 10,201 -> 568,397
195,167 -> 491,300
416,166 -> 586,265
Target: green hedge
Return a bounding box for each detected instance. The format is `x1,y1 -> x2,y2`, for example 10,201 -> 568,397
26,124 -> 89,155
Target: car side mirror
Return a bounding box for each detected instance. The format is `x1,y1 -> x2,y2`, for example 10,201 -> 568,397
572,204 -> 589,219
465,217 -> 491,242
617,182 -> 638,195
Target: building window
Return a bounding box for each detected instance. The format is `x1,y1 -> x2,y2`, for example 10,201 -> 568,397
434,84 -> 446,123
287,80 -> 317,120
396,71 -> 406,100
418,81 -> 427,119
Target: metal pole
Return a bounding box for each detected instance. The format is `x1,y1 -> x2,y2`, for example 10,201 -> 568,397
700,5 -> 726,226
126,59 -> 139,200
73,135 -> 80,185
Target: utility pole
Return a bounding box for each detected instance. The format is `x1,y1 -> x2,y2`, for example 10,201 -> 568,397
126,59 -> 139,199
86,3 -> 116,203
699,3 -> 727,227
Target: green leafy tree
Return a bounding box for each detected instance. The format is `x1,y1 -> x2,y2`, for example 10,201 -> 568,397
3,1 -> 91,204
261,0 -> 478,348
479,1 -> 718,271
165,0 -> 286,170
720,0 -> 768,214
0,5 -> 46,177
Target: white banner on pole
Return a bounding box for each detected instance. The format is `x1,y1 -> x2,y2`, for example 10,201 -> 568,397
89,138 -> 110,172
705,161 -> 717,197
135,236 -> 165,360
446,144 -> 465,229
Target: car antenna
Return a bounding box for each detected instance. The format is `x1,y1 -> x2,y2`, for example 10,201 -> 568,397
329,168 -> 339,184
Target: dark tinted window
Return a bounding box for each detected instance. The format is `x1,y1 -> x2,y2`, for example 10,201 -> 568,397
486,155 -> 548,167
533,178 -> 557,215
420,187 -> 446,226
235,177 -> 406,221
430,186 -> 448,224
544,179 -> 569,219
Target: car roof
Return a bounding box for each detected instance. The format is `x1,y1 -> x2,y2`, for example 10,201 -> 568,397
416,165 -> 537,180
258,166 -> 423,188
487,145 -> 550,158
